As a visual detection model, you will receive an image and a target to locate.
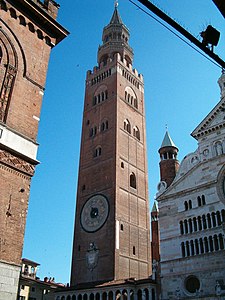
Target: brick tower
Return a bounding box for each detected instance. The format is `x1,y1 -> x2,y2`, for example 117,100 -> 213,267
158,131 -> 179,188
151,202 -> 160,264
71,5 -> 151,286
0,1 -> 68,299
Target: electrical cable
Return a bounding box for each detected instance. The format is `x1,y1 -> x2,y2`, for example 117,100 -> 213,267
128,0 -> 222,70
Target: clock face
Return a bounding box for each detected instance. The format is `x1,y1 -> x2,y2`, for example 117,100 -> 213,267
80,194 -> 109,232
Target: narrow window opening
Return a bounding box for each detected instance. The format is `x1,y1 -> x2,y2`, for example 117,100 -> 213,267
202,195 -> 206,205
133,246 -> 136,255
130,173 -> 136,189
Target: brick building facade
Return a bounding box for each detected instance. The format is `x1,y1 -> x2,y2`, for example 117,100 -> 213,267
0,1 -> 68,299
70,4 -> 151,286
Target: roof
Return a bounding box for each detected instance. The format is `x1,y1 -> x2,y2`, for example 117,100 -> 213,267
160,131 -> 177,148
191,74 -> 225,140
151,201 -> 158,212
110,6 -> 123,25
22,258 -> 40,266
57,277 -> 156,293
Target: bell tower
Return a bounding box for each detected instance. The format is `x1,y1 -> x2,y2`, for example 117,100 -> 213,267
71,5 -> 151,286
158,131 -> 179,188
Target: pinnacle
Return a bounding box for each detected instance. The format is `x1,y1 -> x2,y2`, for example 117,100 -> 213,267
161,131 -> 177,149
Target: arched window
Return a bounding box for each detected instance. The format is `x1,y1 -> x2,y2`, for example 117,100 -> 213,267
212,212 -> 216,227
133,246 -> 136,255
204,237 -> 209,253
184,219 -> 188,234
197,196 -> 201,206
214,235 -> 219,251
101,120 -> 108,132
94,146 -> 102,158
202,215 -> 207,229
101,92 -> 105,101
193,217 -> 197,231
222,209 -> 225,222
181,242 -> 185,257
121,162 -> 124,169
133,126 -> 140,140
209,236 -> 214,252
198,216 -> 202,230
186,241 -> 190,256
188,200 -> 192,209
202,195 -> 206,205
134,98 -> 138,108
180,221 -> 184,235
219,233 -> 224,250
190,240 -> 195,256
90,293 -> 94,300
195,239 -> 199,255
130,172 -> 136,189
216,211 -> 222,225
199,238 -> 204,253
207,213 -> 212,228
124,119 -> 131,133
184,201 -> 188,211
188,219 -> 193,233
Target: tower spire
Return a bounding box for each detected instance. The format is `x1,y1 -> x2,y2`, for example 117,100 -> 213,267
98,5 -> 133,65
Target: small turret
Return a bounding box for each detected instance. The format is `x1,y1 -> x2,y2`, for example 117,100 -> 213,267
158,131 -> 179,187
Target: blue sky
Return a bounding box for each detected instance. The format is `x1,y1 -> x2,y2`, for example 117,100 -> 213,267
23,0 -> 224,284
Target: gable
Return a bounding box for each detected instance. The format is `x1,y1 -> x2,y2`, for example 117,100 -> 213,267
191,97 -> 225,140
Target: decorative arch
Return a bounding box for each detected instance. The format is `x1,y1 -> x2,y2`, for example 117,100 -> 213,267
214,140 -> 224,156
124,86 -> 138,108
124,119 -> 131,133
0,28 -> 18,122
133,126 -> 140,140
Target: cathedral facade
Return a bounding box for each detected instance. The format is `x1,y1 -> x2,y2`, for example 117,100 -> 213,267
157,74 -> 225,299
